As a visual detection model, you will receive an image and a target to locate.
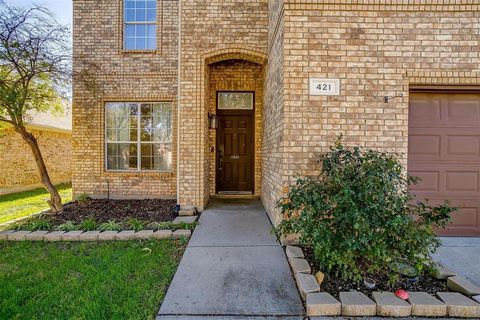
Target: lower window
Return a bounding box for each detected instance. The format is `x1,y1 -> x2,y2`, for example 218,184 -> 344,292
105,102 -> 172,171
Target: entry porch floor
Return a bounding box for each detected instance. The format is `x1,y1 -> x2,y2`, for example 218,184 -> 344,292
157,199 -> 304,319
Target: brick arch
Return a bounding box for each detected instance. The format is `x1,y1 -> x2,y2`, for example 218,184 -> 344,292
195,47 -> 266,208
201,47 -> 267,66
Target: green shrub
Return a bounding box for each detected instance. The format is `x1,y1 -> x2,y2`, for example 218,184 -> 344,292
146,222 -> 169,231
55,221 -> 79,232
11,217 -> 52,231
98,220 -> 123,231
277,137 -> 454,284
124,218 -> 144,232
79,217 -> 97,231
147,221 -> 197,231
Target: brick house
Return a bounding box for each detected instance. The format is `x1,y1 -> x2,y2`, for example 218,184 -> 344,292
72,0 -> 480,236
0,111 -> 72,195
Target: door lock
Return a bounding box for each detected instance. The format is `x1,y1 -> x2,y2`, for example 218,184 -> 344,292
231,155 -> 240,160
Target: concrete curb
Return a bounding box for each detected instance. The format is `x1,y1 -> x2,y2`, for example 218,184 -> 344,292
283,245 -> 480,318
0,229 -> 191,242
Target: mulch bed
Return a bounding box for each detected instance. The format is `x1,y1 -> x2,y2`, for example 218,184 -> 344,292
302,246 -> 448,299
47,198 -> 177,224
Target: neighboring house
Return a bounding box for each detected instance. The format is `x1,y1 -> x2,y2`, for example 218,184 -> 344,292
72,0 -> 480,236
0,111 -> 72,195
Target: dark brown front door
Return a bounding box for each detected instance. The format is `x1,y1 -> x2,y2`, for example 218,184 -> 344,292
216,114 -> 254,193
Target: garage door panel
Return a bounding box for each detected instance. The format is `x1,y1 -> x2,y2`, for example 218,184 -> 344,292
409,91 -> 480,236
409,134 -> 441,157
447,135 -> 480,156
411,197 -> 480,236
446,97 -> 480,122
446,171 -> 479,192
441,204 -> 479,236
409,129 -> 480,163
409,164 -> 480,196
410,93 -> 480,128
409,97 -> 441,122
409,171 -> 440,192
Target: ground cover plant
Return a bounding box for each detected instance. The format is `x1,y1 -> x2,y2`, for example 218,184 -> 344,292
277,137 -> 455,286
4,198 -> 196,232
0,240 -> 184,319
0,183 -> 72,224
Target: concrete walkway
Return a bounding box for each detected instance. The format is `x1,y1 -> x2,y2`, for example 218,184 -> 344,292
158,199 -> 304,319
432,237 -> 480,286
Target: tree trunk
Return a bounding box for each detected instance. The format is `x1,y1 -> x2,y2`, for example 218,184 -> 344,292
16,125 -> 63,213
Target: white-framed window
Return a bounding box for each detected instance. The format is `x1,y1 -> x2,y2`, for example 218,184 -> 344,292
105,102 -> 172,171
123,0 -> 157,50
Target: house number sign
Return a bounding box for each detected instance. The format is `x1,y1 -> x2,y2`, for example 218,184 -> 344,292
309,78 -> 340,96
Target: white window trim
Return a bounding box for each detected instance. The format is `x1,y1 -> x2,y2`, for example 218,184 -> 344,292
123,0 -> 157,51
105,102 -> 173,173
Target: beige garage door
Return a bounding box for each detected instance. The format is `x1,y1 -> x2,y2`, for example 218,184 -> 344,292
409,91 -> 480,236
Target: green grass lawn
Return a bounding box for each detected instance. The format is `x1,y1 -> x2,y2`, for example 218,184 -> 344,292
0,240 -> 184,319
0,183 -> 72,224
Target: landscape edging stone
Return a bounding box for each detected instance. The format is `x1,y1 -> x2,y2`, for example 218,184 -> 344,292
284,244 -> 479,318
1,229 -> 187,241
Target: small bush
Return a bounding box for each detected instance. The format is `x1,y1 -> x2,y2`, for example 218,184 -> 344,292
146,222 -> 169,231
147,221 -> 197,231
11,217 -> 52,231
124,218 -> 144,232
55,221 -> 79,232
277,137 -> 454,284
79,217 -> 97,231
98,220 -> 123,231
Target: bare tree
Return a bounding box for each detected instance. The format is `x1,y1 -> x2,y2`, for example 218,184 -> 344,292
0,1 -> 71,213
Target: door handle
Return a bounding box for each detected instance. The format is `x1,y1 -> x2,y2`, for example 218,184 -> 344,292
231,155 -> 240,160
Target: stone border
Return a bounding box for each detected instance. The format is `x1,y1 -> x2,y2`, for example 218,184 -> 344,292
0,229 -> 191,242
284,245 -> 480,318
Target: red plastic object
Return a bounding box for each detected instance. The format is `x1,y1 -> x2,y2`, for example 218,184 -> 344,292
395,289 -> 409,300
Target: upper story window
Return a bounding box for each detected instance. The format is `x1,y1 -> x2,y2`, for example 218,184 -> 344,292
124,0 -> 157,51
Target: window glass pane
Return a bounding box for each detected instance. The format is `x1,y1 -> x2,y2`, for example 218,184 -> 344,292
135,0 -> 147,9
106,103 -> 138,141
107,143 -> 137,170
153,103 -> 172,141
146,8 -> 156,21
125,38 -> 135,50
218,92 -> 254,110
125,24 -> 135,37
146,37 -> 156,50
125,9 -> 135,21
124,0 -> 156,51
136,8 -> 146,21
135,38 -> 146,50
141,143 -> 172,171
147,25 -> 156,37
136,25 -> 146,37
141,103 -> 152,116
140,116 -> 152,141
147,0 -> 156,9
106,102 -> 171,171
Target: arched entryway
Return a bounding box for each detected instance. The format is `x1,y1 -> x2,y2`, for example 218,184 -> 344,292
201,48 -> 266,204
